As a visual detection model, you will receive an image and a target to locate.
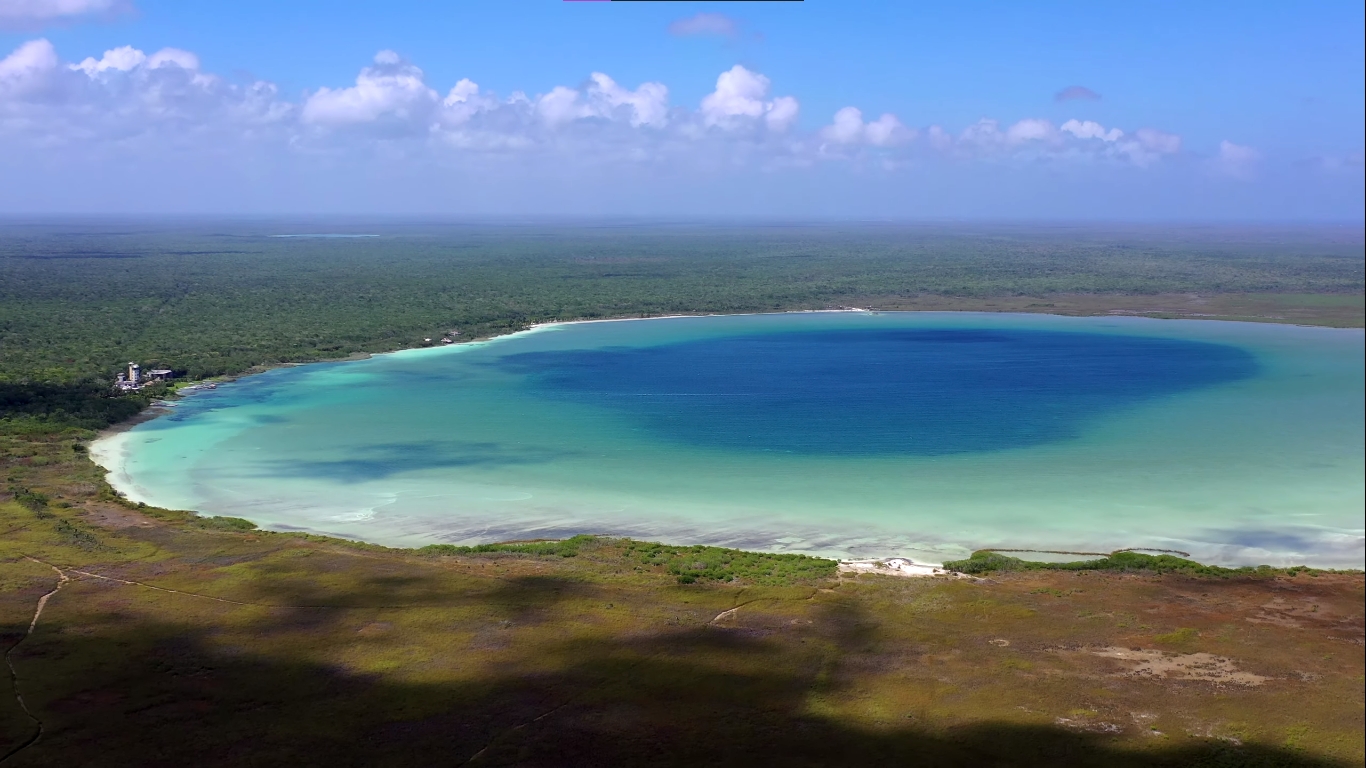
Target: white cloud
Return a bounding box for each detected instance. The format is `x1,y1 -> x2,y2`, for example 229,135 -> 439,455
586,73 -> 669,128
71,44 -> 142,74
1061,119 -> 1123,142
1,39 -> 290,147
820,107 -> 912,148
765,96 -> 799,132
301,50 -> 437,126
534,85 -> 584,126
1,40 -> 1212,178
668,12 -> 738,38
957,118 -> 1006,149
0,37 -> 56,96
1136,128 -> 1181,155
700,65 -> 798,131
1006,118 -> 1054,143
701,65 -> 766,121
926,124 -> 953,151
0,0 -> 124,27
823,107 -> 864,144
442,79 -> 479,107
147,48 -> 199,71
1107,128 -> 1182,167
864,114 -> 908,147
932,117 -> 1182,167
1214,139 -> 1260,178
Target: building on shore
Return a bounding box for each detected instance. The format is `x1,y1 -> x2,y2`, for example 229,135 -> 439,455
115,362 -> 175,391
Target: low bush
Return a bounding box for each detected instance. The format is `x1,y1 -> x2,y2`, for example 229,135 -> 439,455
418,534 -> 594,558
943,549 -> 1311,577
626,542 -> 836,586
196,516 -> 259,531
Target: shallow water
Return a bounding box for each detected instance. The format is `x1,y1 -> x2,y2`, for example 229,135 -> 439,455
92,312 -> 1365,567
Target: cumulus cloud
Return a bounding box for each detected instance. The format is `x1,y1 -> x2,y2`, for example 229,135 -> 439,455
700,65 -> 798,131
1136,128 -> 1181,154
1214,139 -> 1260,178
301,50 -> 437,127
1060,119 -> 1123,142
668,12 -> 738,38
585,73 -> 668,127
0,37 -> 57,96
1006,118 -> 1054,143
0,38 -> 290,147
930,116 -> 1182,167
2,39 -> 1208,177
0,0 -> 126,28
530,77 -> 668,129
1055,85 -> 1101,102
820,107 -> 912,148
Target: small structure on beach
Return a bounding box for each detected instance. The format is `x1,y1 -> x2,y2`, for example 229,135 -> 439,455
115,362 -> 175,391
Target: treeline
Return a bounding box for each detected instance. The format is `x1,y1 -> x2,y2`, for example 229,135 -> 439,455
1,220 -> 1362,434
0,381 -> 159,434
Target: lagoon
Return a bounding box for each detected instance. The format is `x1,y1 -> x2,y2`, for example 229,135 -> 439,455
92,312 -> 1365,567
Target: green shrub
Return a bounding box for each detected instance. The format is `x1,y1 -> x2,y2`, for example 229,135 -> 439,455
629,542 -> 836,586
197,516 -> 259,531
943,549 -> 1320,577
53,519 -> 100,550
1154,627 -> 1199,644
8,484 -> 51,515
418,534 -> 594,558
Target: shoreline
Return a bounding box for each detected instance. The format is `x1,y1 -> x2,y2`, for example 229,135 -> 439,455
94,403 -> 176,439
85,309 -> 1364,568
88,308 -> 879,444
104,303 -> 1361,429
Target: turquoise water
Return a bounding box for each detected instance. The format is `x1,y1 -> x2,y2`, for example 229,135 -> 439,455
92,312 -> 1365,567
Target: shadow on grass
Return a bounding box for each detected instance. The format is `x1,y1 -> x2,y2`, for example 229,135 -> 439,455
1,611 -> 1345,768
232,566 -> 595,618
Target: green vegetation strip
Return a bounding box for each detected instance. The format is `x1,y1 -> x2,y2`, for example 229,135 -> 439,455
420,536 -> 838,585
944,549 -> 1332,577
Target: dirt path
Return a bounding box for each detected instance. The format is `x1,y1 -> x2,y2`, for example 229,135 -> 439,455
1,560 -> 69,765
2,560 -> 832,765
62,567 -> 259,607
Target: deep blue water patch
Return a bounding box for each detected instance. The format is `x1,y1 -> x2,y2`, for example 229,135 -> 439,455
252,441 -> 572,483
498,328 -> 1258,455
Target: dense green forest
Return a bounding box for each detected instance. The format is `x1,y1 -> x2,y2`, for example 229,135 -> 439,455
2,218 -> 1362,432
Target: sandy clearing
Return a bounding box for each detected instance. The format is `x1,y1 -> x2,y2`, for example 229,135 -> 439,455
838,558 -> 965,579
1091,647 -> 1269,686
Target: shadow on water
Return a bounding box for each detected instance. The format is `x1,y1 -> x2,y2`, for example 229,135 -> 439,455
0,581 -> 1345,768
248,441 -> 571,482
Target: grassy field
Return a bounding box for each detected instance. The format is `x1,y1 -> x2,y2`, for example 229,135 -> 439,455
0,440 -> 1362,767
1,220 -> 1363,765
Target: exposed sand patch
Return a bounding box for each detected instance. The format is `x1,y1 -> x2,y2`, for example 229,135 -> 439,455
1054,717 -> 1123,733
357,622 -> 394,637
838,558 -> 963,578
1091,647 -> 1268,686
81,503 -> 160,530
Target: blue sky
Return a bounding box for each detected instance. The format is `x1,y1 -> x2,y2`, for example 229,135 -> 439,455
1,0 -> 1362,218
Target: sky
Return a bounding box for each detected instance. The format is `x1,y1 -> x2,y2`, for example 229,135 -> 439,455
0,0 -> 1362,219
